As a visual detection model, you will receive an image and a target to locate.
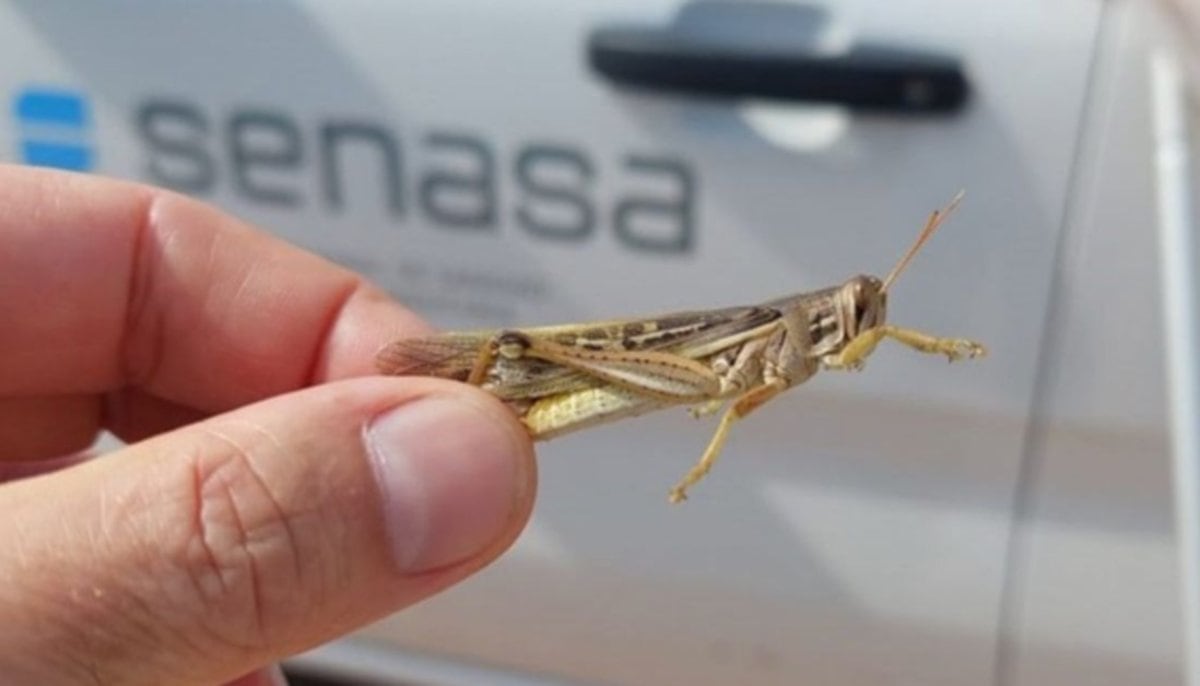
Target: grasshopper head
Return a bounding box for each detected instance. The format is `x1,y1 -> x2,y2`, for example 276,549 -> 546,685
840,274 -> 887,339
840,191 -> 963,342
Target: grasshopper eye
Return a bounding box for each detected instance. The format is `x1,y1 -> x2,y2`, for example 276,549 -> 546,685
854,301 -> 871,328
853,276 -> 887,331
855,297 -> 882,331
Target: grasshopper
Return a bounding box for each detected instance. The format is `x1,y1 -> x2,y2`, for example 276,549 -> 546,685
377,192 -> 986,503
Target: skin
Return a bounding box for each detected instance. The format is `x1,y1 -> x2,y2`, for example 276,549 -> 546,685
0,165 -> 537,685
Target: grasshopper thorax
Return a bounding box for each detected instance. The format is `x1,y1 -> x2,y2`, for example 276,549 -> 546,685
838,274 -> 887,340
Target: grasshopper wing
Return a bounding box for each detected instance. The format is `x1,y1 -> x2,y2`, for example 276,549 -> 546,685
376,333 -> 488,382
377,331 -> 595,400
376,306 -> 782,399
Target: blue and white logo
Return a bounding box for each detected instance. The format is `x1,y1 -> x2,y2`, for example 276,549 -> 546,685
12,87 -> 94,171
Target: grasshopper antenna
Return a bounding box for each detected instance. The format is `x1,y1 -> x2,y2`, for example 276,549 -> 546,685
882,189 -> 965,294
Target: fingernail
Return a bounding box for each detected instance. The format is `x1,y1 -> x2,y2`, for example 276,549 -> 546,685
365,395 -> 524,573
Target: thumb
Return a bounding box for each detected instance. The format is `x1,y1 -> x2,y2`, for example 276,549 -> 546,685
0,377 -> 536,686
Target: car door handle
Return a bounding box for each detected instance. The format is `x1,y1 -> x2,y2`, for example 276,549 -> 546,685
586,3 -> 969,114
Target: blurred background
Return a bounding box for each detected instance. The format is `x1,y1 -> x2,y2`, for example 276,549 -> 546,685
4,1 -> 1200,684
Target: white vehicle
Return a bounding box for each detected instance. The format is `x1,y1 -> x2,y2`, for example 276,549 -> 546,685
1,1 -> 1192,684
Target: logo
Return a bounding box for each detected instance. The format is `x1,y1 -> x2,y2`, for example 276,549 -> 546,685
5,86 -> 696,254
12,87 -> 94,171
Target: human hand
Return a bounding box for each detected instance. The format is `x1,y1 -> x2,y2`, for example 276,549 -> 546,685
0,165 -> 537,685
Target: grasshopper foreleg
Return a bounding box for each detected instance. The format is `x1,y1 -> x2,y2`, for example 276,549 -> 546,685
824,325 -> 986,370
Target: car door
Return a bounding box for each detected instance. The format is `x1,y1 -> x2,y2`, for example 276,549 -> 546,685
0,1 -> 1104,684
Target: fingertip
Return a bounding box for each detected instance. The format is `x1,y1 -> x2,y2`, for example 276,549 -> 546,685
364,386 -> 536,573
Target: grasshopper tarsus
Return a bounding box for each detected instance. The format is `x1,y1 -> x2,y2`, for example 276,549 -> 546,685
939,338 -> 987,362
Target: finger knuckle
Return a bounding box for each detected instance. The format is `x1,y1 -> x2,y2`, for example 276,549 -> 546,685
170,425 -> 306,651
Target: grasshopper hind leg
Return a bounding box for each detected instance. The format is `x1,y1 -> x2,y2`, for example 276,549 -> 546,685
669,379 -> 787,504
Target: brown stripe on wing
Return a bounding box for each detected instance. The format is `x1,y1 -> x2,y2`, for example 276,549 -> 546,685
654,306 -> 781,354
529,305 -> 780,355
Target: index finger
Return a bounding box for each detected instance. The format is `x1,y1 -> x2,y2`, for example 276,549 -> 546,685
0,165 -> 430,411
